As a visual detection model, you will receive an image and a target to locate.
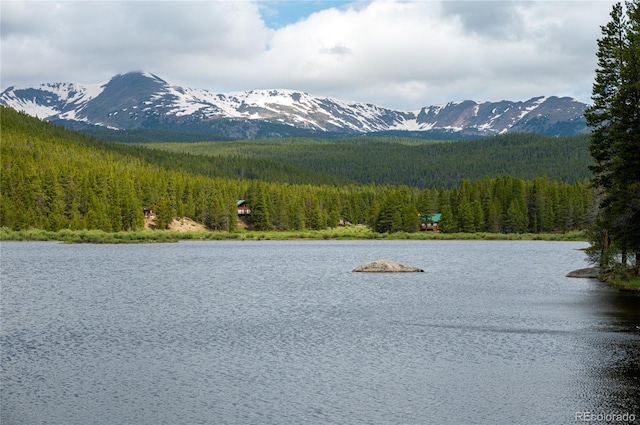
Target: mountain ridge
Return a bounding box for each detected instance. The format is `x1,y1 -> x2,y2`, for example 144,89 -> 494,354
0,71 -> 589,138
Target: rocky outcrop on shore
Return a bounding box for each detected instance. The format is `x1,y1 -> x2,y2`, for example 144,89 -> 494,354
353,260 -> 424,273
566,267 -> 601,278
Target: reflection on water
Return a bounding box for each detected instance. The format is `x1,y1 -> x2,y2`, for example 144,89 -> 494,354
581,290 -> 640,417
1,240 -> 638,424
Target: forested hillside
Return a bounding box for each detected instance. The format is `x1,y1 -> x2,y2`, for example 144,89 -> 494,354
147,133 -> 593,189
1,106 -> 595,234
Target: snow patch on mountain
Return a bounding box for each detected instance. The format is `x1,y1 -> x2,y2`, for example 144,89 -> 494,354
0,72 -> 588,137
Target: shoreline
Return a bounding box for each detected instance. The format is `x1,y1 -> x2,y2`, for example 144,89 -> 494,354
0,227 -> 587,243
567,267 -> 640,293
601,275 -> 640,293
8,227 -> 637,291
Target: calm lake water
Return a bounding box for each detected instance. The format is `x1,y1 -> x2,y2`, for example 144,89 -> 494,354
1,240 -> 639,425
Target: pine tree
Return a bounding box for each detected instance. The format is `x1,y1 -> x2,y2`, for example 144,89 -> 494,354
472,199 -> 485,232
328,207 -> 341,228
399,202 -> 420,233
154,195 -> 174,230
486,198 -> 502,233
439,204 -> 457,233
506,199 -> 528,234
249,185 -> 271,230
373,194 -> 396,233
585,0 -> 640,271
457,199 -> 475,233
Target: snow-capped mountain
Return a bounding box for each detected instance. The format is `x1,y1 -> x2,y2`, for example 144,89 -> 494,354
0,71 -> 588,138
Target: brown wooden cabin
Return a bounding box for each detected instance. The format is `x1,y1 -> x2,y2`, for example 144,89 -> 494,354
237,200 -> 251,216
420,213 -> 441,232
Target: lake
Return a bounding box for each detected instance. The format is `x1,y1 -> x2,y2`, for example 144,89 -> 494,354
1,240 -> 639,424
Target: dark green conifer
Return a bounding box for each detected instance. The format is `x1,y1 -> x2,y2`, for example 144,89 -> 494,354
585,0 -> 640,270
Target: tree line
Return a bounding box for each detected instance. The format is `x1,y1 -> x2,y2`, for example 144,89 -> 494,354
1,106 -> 596,234
146,132 -> 593,189
372,176 -> 595,234
585,0 -> 639,275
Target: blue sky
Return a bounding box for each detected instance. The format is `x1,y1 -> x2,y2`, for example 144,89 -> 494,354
0,1 -> 617,109
259,1 -> 355,28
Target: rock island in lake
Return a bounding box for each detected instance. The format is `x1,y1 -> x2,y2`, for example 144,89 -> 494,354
353,260 -> 424,273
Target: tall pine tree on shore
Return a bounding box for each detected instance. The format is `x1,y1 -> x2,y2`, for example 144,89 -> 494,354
585,0 -> 640,272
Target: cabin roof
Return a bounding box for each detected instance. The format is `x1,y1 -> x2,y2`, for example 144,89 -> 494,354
420,213 -> 441,223
429,213 -> 442,222
236,200 -> 246,206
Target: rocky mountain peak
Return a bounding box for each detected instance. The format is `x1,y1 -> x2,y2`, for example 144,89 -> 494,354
0,71 -> 589,138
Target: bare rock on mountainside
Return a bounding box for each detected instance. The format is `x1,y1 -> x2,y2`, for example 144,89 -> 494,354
0,71 -> 589,137
353,260 -> 424,273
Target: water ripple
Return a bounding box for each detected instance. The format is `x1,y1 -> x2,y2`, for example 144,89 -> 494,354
2,240 -> 638,424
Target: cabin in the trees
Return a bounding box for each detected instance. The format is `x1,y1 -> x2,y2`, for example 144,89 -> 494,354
420,213 -> 441,231
237,200 -> 251,216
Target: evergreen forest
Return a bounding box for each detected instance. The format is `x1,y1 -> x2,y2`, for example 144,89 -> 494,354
143,133 -> 592,189
1,106 -> 596,235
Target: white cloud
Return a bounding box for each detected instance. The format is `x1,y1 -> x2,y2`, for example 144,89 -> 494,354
0,0 -> 617,109
1,1 -> 271,88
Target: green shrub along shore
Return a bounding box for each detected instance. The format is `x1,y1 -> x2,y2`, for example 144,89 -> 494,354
0,226 -> 587,244
598,264 -> 640,292
606,277 -> 640,292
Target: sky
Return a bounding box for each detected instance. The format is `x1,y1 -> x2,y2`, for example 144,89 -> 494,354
0,0 -> 617,110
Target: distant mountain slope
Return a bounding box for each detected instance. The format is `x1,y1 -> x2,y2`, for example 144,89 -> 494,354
149,133 -> 593,189
1,71 -> 589,138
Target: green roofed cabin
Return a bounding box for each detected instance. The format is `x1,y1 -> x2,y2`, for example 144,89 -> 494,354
420,213 -> 441,232
237,200 -> 251,216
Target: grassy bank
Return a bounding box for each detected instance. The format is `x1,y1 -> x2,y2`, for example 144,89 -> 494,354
0,228 -> 185,244
603,273 -> 640,293
0,226 -> 587,243
610,277 -> 640,292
